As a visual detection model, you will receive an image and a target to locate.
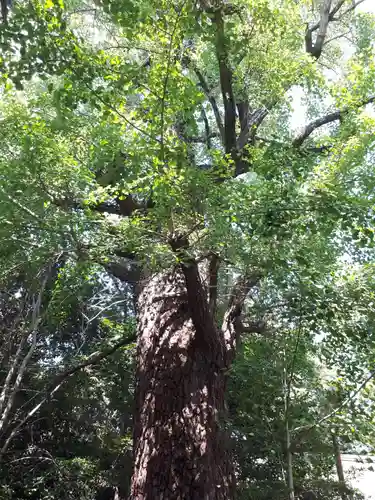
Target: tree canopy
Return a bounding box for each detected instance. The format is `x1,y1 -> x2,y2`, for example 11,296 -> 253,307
0,0 -> 375,498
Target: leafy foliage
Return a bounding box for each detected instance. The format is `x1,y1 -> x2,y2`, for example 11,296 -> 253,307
1,0 -> 375,498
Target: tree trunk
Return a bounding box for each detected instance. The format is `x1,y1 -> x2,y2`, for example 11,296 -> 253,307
283,357 -> 294,500
286,419 -> 294,500
332,432 -> 350,500
129,269 -> 234,499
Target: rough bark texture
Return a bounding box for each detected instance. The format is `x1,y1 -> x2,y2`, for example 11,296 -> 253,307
129,269 -> 233,500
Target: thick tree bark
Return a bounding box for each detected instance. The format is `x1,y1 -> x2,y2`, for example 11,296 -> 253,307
129,269 -> 234,500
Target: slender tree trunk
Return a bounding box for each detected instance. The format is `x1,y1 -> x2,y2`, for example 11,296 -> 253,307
129,269 -> 234,499
332,432 -> 349,500
286,419 -> 294,500
283,358 -> 294,500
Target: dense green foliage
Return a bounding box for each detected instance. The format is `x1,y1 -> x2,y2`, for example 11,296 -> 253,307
1,0 -> 375,498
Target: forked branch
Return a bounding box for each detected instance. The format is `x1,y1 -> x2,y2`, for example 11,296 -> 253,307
305,0 -> 362,59
194,67 -> 225,142
213,9 -> 237,159
169,234 -> 220,354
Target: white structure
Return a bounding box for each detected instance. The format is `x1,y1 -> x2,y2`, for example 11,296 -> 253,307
342,455 -> 375,499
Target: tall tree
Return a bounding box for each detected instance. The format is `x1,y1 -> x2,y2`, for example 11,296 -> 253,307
1,0 -> 375,498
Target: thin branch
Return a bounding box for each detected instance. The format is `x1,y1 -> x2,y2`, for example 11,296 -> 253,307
0,333 -> 136,458
334,0 -> 366,20
208,254 -> 220,315
64,7 -> 98,17
184,132 -> 220,143
88,86 -> 160,143
0,188 -> 43,222
160,2 -> 185,161
0,269 -> 51,435
54,42 -> 160,144
323,30 -> 352,47
81,298 -> 127,325
292,368 -> 375,439
285,291 -> 303,421
101,44 -> 163,55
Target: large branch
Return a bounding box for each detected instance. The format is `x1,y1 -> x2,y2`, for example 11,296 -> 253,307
234,101 -> 253,176
214,9 -> 237,162
305,0 -> 363,59
236,101 -> 250,146
0,333 -> 136,459
194,67 -> 225,143
255,134 -> 331,154
0,334 -> 28,419
293,95 -> 375,147
169,234 -> 222,359
223,274 -> 262,325
306,0 -> 340,59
